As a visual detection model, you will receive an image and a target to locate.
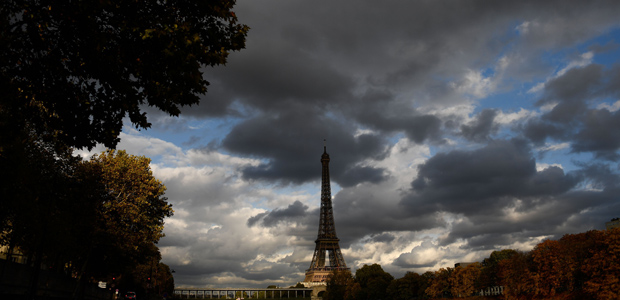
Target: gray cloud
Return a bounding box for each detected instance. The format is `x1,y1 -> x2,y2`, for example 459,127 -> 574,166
248,200 -> 312,228
522,64 -> 620,160
402,139 -> 579,216
460,109 -> 499,142
222,111 -> 388,186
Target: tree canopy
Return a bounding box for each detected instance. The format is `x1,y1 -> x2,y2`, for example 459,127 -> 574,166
324,229 -> 619,300
0,146 -> 174,295
86,149 -> 172,251
1,0 -> 248,149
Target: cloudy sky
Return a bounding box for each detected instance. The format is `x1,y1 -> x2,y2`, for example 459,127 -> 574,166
79,0 -> 620,288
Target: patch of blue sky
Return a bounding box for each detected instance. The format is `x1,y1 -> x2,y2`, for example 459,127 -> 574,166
578,27 -> 620,65
535,146 -> 593,174
476,88 -> 538,114
387,132 -> 406,145
532,28 -> 620,77
479,66 -> 495,79
147,116 -> 242,152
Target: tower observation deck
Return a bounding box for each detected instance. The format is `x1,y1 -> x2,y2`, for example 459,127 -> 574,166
304,144 -> 349,283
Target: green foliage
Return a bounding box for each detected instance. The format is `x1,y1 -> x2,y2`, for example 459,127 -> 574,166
76,150 -> 173,280
387,271 -> 430,300
353,264 -> 394,300
479,249 -> 518,288
1,0 -> 248,149
87,150 -> 172,249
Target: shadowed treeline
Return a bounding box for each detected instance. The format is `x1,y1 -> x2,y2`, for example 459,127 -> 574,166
323,228 -> 619,300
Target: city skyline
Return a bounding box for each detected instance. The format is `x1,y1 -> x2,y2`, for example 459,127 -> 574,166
76,0 -> 620,288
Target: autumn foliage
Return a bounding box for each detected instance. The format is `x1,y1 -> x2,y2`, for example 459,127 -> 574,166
325,228 -> 619,300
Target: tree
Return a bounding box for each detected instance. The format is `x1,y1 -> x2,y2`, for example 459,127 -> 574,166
498,251 -> 537,299
558,230 -> 604,291
1,0 -> 248,149
324,269 -> 354,300
353,264 -> 394,300
130,250 -> 175,298
450,263 -> 481,298
83,149 -> 173,267
387,271 -> 430,300
479,249 -> 518,289
583,228 -> 620,299
425,267 -> 453,298
531,239 -> 575,296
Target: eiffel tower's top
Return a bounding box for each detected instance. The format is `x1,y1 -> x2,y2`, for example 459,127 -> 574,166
318,143 -> 336,240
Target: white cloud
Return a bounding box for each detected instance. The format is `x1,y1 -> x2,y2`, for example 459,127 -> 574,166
495,108 -> 538,124
536,142 -> 570,152
515,21 -> 533,35
453,69 -> 495,99
535,162 -> 564,172
597,100 -> 620,112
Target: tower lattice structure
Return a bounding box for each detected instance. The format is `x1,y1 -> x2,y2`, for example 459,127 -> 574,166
304,145 -> 349,283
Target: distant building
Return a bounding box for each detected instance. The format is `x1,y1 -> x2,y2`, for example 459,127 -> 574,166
606,218 -> 620,230
454,262 -> 477,268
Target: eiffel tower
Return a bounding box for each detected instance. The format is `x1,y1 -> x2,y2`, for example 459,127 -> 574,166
304,143 -> 349,283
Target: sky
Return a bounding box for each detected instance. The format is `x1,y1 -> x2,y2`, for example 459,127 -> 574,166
77,0 -> 620,288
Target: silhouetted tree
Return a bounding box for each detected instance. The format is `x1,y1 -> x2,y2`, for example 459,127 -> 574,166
324,269 -> 354,300
387,271 -> 430,300
1,0 -> 248,149
479,249 -> 518,289
353,264 -> 394,300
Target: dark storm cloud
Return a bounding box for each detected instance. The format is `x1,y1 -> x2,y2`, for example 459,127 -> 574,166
170,0 -> 620,122
333,183 -> 447,247
460,109 -> 499,142
338,166 -> 388,188
573,109 -> 620,160
523,64 -> 620,160
573,162 -> 620,190
192,44 -> 355,116
440,183 -> 620,250
588,40 -> 620,54
247,200 -> 312,227
402,147 -> 620,249
177,0 -> 620,190
402,139 -> 579,216
368,233 -> 396,244
222,111 -> 388,186
539,65 -> 603,121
